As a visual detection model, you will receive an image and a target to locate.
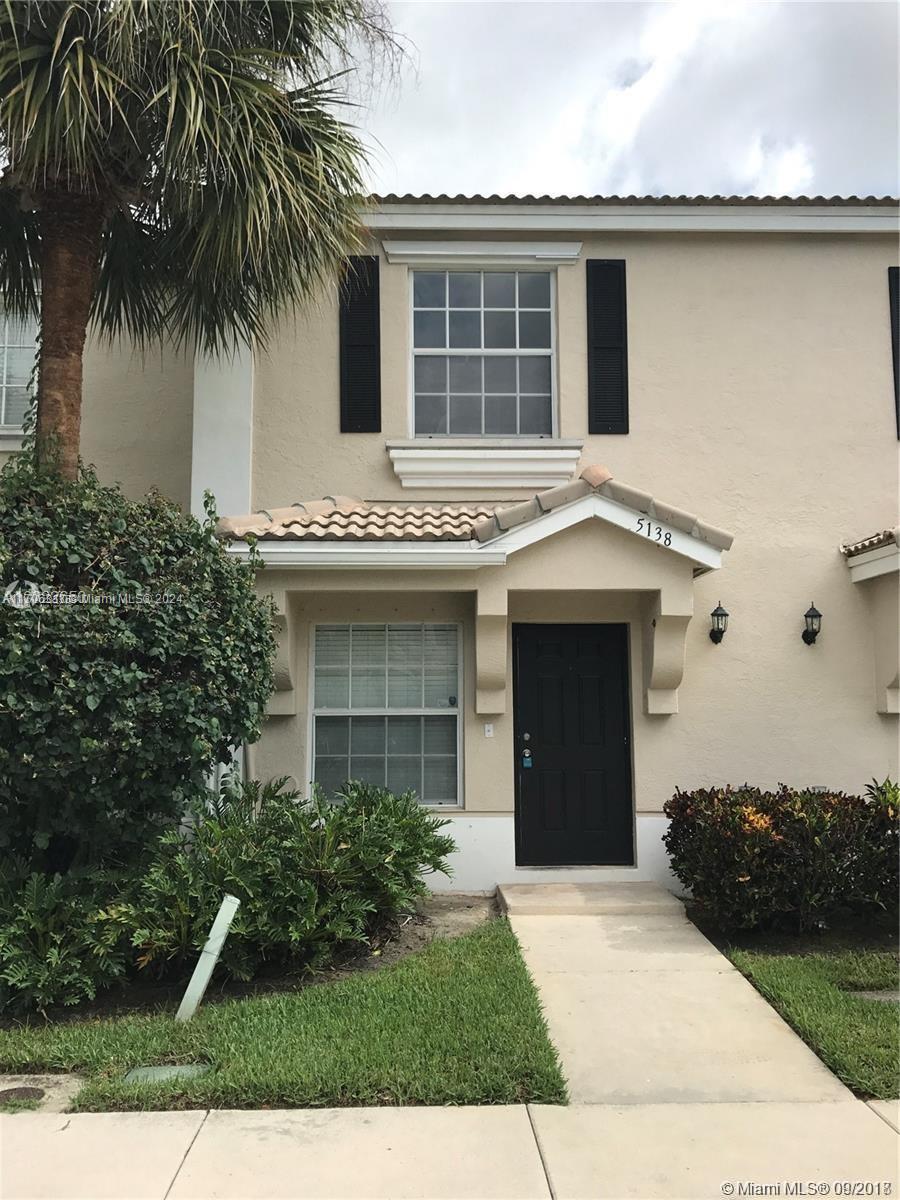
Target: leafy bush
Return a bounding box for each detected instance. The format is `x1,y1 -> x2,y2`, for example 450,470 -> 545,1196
664,782 -> 899,931
109,777 -> 456,981
0,868 -> 127,1014
0,456 -> 276,872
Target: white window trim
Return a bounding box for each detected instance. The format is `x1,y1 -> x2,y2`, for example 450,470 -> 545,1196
0,306 -> 39,432
386,439 -> 584,489
307,622 -> 464,810
383,239 -> 582,266
407,267 -> 559,442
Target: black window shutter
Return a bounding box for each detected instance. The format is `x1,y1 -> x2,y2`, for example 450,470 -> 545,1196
339,256 -> 381,433
889,267 -> 899,438
586,259 -> 629,434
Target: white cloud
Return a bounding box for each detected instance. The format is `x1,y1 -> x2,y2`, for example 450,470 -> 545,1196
359,0 -> 897,197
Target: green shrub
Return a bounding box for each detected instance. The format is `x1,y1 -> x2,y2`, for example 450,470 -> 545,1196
664,783 -> 899,931
109,777 -> 456,981
0,456 -> 276,873
0,868 -> 127,1014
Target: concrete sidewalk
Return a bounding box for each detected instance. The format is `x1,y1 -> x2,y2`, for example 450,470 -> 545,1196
2,1100 -> 897,1200
2,885 -> 897,1200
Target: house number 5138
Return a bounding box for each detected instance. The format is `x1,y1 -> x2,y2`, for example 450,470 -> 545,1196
635,517 -> 672,547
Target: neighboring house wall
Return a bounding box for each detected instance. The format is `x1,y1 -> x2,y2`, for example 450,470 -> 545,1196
0,337 -> 193,508
247,226 -> 899,862
81,339 -> 194,507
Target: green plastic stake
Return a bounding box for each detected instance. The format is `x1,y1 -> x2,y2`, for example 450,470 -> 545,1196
175,893 -> 241,1023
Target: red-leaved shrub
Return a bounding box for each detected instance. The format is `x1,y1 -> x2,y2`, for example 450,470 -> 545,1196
663,781 -> 899,930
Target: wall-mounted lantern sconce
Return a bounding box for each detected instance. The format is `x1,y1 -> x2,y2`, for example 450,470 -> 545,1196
709,602 -> 729,644
802,603 -> 822,645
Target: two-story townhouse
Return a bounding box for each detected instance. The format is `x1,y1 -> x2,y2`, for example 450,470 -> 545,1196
4,193 -> 898,890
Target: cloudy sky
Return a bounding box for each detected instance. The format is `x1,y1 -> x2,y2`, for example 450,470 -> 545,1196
356,0 -> 898,198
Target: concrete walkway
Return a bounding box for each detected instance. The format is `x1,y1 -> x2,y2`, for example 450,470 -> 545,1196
500,882 -> 852,1104
2,884 -> 897,1200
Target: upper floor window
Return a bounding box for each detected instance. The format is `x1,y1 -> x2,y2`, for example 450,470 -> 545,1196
412,270 -> 553,437
1,310 -> 38,428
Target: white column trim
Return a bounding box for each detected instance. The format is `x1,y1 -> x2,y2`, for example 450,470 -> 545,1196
191,341 -> 253,518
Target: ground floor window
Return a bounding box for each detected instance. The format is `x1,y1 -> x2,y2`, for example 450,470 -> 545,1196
312,623 -> 460,805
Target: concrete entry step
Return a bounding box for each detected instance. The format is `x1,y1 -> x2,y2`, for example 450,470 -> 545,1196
497,881 -> 684,917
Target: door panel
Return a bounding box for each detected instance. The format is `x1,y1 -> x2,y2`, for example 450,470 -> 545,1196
513,623 -> 634,866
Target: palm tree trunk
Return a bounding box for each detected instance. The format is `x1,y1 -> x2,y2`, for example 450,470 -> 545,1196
35,196 -> 105,479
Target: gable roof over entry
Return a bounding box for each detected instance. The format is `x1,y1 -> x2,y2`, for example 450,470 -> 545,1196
219,464 -> 733,575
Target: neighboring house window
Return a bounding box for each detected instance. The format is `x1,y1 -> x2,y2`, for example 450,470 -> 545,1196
313,623 -> 460,805
412,270 -> 554,437
0,309 -> 38,427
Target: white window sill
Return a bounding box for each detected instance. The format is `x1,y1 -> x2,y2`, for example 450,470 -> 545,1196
386,439 -> 583,489
0,428 -> 24,452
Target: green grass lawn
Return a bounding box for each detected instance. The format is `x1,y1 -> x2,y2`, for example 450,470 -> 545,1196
0,920 -> 566,1112
729,949 -> 899,1100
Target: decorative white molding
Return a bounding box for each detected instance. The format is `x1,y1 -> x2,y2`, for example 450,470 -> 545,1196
386,439 -> 583,490
266,588 -> 296,716
227,542 -> 508,568
846,558 -> 900,716
490,492 -> 725,574
381,239 -> 582,266
0,428 -> 24,452
641,603 -> 692,715
845,543 -> 900,583
191,342 -> 253,518
369,203 -> 898,236
475,580 -> 508,715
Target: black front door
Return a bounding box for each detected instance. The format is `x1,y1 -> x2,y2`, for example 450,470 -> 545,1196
513,624 -> 634,866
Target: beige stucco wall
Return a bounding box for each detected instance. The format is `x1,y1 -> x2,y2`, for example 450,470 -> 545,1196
252,506 -> 898,819
1,337 -> 193,507
248,229 -> 899,811
252,232 -> 898,518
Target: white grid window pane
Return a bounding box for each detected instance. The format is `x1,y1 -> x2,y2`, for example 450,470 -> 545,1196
423,756 -> 457,804
350,716 -> 385,755
314,626 -> 350,708
387,756 -> 421,796
312,625 -> 459,806
412,271 -> 553,438
315,755 -> 348,798
1,309 -> 39,428
350,626 -> 387,707
387,625 -> 424,707
424,625 -> 459,708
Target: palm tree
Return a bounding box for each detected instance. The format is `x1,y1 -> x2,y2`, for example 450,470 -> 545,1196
0,0 -> 391,478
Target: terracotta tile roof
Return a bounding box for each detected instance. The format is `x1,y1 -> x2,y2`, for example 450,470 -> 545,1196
219,466 -> 733,553
840,528 -> 900,558
217,498 -> 498,542
372,193 -> 898,208
470,465 -> 733,550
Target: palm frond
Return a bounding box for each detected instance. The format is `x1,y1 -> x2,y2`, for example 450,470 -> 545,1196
0,189 -> 39,317
0,0 -> 398,352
